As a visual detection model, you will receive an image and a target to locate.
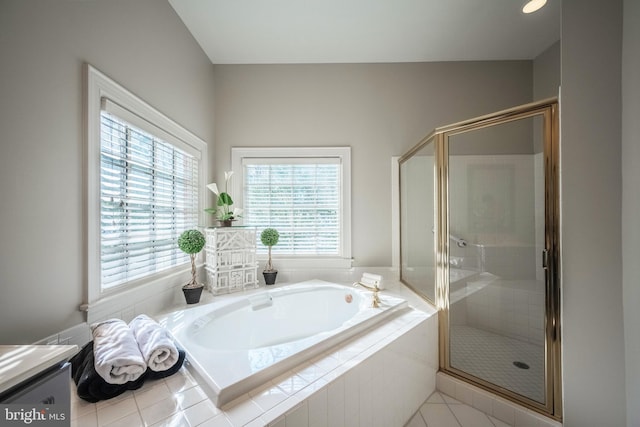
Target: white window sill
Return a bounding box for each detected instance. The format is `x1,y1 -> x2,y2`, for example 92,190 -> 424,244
81,263 -> 204,324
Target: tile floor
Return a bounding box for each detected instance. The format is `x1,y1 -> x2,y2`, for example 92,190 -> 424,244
70,367 -> 222,427
70,366 -> 519,427
405,391 -> 513,427
434,373 -> 561,427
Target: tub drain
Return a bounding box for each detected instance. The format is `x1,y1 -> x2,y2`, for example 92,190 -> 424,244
513,361 -> 530,370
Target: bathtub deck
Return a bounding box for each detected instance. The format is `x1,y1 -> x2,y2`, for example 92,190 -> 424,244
71,306 -> 436,426
161,280 -> 409,407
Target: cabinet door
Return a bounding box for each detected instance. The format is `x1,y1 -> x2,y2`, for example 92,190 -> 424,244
2,362 -> 71,409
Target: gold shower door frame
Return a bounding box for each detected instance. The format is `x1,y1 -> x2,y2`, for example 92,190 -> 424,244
400,98 -> 561,420
439,99 -> 560,420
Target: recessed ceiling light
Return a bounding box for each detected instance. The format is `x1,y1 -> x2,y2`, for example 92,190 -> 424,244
522,0 -> 547,14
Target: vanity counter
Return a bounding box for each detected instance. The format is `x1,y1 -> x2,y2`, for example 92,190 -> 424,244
0,345 -> 78,394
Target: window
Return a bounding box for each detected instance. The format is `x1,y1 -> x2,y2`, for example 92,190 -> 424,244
86,64 -> 206,307
100,104 -> 198,289
231,147 -> 351,268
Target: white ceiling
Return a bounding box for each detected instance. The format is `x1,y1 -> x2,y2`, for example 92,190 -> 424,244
168,0 -> 560,65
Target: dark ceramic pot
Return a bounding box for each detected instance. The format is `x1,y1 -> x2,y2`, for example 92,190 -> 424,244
263,271 -> 278,285
182,285 -> 204,304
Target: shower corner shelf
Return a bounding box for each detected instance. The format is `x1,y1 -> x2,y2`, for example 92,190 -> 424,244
204,227 -> 259,295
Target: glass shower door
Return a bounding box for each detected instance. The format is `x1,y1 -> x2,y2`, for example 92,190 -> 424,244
400,138 -> 436,303
398,99 -> 560,418
443,108 -> 558,413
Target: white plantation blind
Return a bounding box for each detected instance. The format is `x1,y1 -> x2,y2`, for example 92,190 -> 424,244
100,108 -> 199,289
243,158 -> 342,256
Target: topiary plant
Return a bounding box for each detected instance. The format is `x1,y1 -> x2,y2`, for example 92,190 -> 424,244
260,228 -> 279,272
178,229 -> 206,288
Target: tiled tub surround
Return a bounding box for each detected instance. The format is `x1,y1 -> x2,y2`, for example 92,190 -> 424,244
161,280 -> 409,407
71,307 -> 437,426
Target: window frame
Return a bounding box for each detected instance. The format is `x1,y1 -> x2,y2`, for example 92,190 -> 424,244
231,146 -> 352,269
85,64 -> 207,310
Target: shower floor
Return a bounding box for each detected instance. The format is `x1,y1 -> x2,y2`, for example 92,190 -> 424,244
450,325 -> 545,403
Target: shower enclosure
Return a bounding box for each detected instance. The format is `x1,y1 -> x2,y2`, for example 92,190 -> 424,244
399,99 -> 560,419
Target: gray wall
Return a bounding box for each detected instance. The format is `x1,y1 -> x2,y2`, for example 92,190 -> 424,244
533,41 -> 561,100
0,0 -> 215,344
213,62 -> 532,266
532,41 -> 560,155
622,0 -> 640,425
561,0 -> 626,425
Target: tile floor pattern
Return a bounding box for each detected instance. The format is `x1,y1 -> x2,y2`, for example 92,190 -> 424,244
404,392 -> 512,427
450,325 -> 545,403
70,366 -> 515,427
70,368 -> 220,427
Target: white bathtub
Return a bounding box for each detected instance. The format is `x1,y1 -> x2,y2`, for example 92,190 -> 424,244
160,279 -> 407,407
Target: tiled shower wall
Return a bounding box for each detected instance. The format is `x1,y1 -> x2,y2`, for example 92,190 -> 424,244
463,279 -> 544,346
450,275 -> 545,346
447,152 -> 546,346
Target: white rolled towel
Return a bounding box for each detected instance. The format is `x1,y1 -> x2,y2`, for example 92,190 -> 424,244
90,319 -> 147,384
129,314 -> 179,372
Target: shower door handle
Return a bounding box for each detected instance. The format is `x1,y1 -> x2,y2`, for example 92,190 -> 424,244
542,249 -> 549,270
